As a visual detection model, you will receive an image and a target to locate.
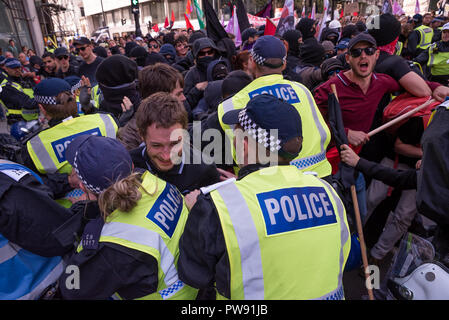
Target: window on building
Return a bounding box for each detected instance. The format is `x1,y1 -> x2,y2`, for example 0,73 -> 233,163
80,6 -> 85,17
0,0 -> 33,52
122,7 -> 130,20
149,1 -> 164,24
113,9 -> 121,25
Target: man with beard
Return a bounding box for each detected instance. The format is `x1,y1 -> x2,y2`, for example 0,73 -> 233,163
42,52 -> 58,78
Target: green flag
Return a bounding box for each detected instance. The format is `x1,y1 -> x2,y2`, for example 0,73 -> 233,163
193,0 -> 205,29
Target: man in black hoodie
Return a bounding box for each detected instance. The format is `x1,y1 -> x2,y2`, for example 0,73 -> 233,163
183,38 -> 221,110
95,55 -> 141,121
282,29 -> 303,83
295,18 -> 317,43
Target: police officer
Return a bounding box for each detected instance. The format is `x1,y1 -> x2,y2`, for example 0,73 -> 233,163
0,56 -> 7,81
0,58 -> 38,124
21,78 -> 118,206
431,16 -> 446,43
415,22 -> 449,85
212,35 -> 332,179
0,159 -> 72,299
408,14 -> 434,59
59,135 -> 198,300
178,95 -> 351,300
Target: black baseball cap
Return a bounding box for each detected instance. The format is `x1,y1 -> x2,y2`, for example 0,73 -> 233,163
73,37 -> 91,46
54,47 -> 69,57
348,33 -> 377,51
223,94 -> 302,159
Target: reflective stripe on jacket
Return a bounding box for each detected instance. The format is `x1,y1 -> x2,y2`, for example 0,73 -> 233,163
89,171 -> 198,300
210,165 -> 351,299
217,74 -> 332,178
26,113 -> 117,174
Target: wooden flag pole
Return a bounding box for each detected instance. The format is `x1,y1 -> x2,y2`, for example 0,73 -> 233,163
368,98 -> 436,137
331,84 -> 374,300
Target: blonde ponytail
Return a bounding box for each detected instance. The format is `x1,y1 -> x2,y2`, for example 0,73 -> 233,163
98,172 -> 158,220
98,172 -> 143,219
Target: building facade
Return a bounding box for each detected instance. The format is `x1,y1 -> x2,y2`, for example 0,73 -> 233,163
81,0 -> 258,39
0,0 -> 44,56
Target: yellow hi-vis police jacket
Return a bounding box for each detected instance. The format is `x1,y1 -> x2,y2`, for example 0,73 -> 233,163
79,171 -> 198,300
217,74 -> 332,178
0,78 -> 38,121
26,113 -> 117,175
415,25 -> 434,50
209,165 -> 351,300
427,42 -> 449,76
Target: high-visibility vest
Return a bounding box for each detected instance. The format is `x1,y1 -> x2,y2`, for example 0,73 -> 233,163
76,96 -> 84,116
395,41 -> 403,56
415,25 -> 434,50
26,113 -> 117,175
91,84 -> 101,109
0,160 -> 64,300
209,165 -> 351,300
217,74 -> 332,178
0,78 -> 38,121
427,42 -> 449,76
79,171 -> 198,300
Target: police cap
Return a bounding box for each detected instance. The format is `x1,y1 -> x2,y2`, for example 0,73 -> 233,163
223,94 -> 302,159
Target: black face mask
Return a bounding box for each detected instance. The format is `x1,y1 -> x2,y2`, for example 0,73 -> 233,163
197,55 -> 215,71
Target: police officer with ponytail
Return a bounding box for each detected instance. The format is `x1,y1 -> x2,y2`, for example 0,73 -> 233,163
178,95 -> 351,300
59,135 -> 198,300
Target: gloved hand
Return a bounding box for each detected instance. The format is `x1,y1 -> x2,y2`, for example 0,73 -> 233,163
79,86 -> 94,114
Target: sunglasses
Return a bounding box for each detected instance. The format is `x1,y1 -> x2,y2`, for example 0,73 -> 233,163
57,55 -> 69,60
328,69 -> 340,76
149,44 -> 159,49
75,46 -> 88,53
198,49 -> 214,57
349,47 -> 377,58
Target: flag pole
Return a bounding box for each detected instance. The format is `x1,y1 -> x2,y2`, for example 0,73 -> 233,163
331,83 -> 375,301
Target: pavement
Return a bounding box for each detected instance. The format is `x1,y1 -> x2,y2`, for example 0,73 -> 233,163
343,251 -> 394,300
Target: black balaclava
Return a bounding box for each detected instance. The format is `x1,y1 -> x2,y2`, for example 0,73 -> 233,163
295,18 -> 316,40
283,29 -> 303,57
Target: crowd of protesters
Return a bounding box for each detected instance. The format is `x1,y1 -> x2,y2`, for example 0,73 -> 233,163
1,7 -> 449,301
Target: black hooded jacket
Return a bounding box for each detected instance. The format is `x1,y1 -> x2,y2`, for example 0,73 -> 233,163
95,55 -> 141,120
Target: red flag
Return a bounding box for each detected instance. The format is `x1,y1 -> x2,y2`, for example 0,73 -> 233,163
264,17 -> 277,35
184,13 -> 194,30
186,0 -> 192,16
171,9 -> 175,28
164,16 -> 169,28
152,24 -> 159,32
